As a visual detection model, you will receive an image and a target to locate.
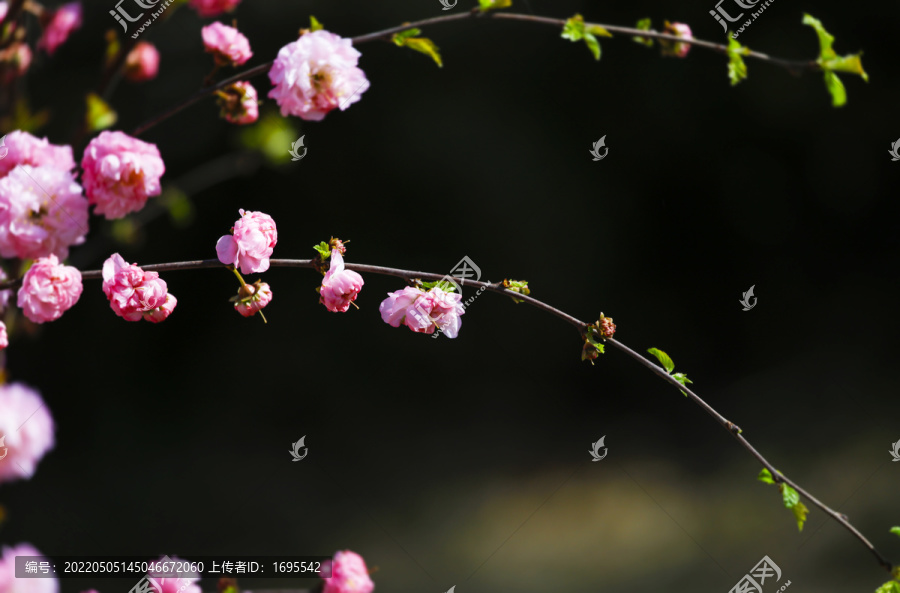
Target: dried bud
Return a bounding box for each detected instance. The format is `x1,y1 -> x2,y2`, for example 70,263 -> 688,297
329,237 -> 347,255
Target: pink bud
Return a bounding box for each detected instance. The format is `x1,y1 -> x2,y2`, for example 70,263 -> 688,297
321,551 -> 374,593
37,2 -> 82,55
17,255 -> 82,324
124,42 -> 160,83
216,81 -> 258,125
234,281 -> 271,317
661,21 -> 692,58
202,22 -> 252,67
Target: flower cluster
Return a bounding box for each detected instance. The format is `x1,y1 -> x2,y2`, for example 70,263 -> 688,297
17,255 -> 83,324
321,551 -> 374,593
81,131 -> 166,220
268,30 -> 370,121
319,250 -> 364,313
216,209 -> 278,274
101,254 -> 176,323
379,285 -> 465,338
0,382 -> 55,484
202,22 -> 252,66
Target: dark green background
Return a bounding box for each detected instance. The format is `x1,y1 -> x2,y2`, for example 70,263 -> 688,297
2,0 -> 899,592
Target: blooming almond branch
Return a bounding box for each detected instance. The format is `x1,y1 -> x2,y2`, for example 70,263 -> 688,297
0,248 -> 892,575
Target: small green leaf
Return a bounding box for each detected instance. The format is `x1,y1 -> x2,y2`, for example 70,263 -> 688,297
890,526 -> 900,538
780,483 -> 800,508
757,468 -> 776,484
313,241 -> 331,259
672,372 -> 692,386
726,36 -> 749,86
478,0 -> 511,12
646,348 -> 675,373
421,279 -> 455,292
874,582 -> 900,593
791,500 -> 809,531
822,70 -> 847,107
803,14 -> 868,107
391,28 -> 421,45
502,279 -> 530,303
632,18 -> 653,47
561,14 -> 602,60
309,16 -> 323,31
399,36 -> 443,68
85,93 -> 117,132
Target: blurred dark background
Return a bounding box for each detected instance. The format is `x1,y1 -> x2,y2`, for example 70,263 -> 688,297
2,0 -> 899,591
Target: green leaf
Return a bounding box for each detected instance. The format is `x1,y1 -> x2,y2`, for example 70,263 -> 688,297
309,16 -> 323,31
780,483 -> 800,508
632,18 -> 653,47
802,14 -> 868,108
478,0 -> 511,12
726,36 -> 749,86
586,25 -> 613,38
822,70 -> 847,107
391,28 -> 421,45
874,581 -> 900,593
890,526 -> 900,538
646,348 -> 675,373
85,93 -> 117,132
561,14 -> 602,60
672,372 -> 692,386
502,279 -> 530,303
757,468 -> 776,484
421,279 -> 455,292
791,500 -> 809,531
395,35 -> 443,68
313,241 -> 331,259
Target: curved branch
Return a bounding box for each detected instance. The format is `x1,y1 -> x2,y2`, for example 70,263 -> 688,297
131,9 -> 820,137
0,256 -> 892,572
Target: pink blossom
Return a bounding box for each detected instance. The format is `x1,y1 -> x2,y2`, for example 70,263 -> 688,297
37,2 -> 81,55
0,267 -> 11,311
0,384 -> 55,484
319,250 -> 363,313
234,281 -> 271,317
322,551 -> 374,593
0,3 -> 8,23
202,22 -> 252,66
17,255 -> 82,323
124,42 -> 160,82
215,209 -> 277,274
81,131 -> 165,220
268,30 -> 370,121
187,0 -> 241,18
217,81 -> 258,125
379,286 -> 465,338
661,21 -> 692,58
0,42 -> 32,85
0,544 -> 59,593
0,165 -> 88,260
146,556 -> 202,593
143,293 -> 176,323
0,130 -> 75,179
102,253 -> 175,322
0,321 -> 7,349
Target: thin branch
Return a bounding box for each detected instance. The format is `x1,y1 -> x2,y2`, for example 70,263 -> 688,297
132,9 -> 820,137
0,256 -> 892,572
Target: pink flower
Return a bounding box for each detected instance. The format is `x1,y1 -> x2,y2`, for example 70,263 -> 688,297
37,2 -> 81,55
661,21 -> 692,58
216,81 -> 258,125
322,551 -> 374,593
0,42 -> 32,85
0,544 -> 59,593
124,42 -> 160,82
187,0 -> 240,18
268,30 -> 370,121
17,255 -> 82,323
0,384 -> 55,483
234,281 -> 271,317
319,250 -> 363,313
146,556 -> 202,593
379,286 -> 465,338
102,253 -> 176,322
216,209 -> 277,274
0,2 -> 8,23
81,131 -> 165,220
0,321 -> 7,349
0,165 -> 88,260
0,267 -> 12,311
202,22 -> 252,66
0,130 -> 75,179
